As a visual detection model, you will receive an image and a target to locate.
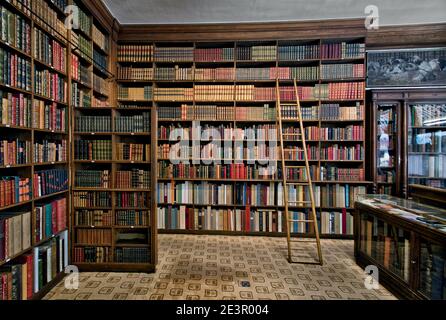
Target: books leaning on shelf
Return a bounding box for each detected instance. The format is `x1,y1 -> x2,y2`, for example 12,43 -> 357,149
74,140 -> 112,161
0,176 -> 31,208
33,169 -> 68,197
118,44 -> 154,62
75,170 -> 110,188
0,211 -> 31,262
34,197 -> 67,243
32,230 -> 69,294
0,139 -> 31,166
32,100 -> 66,132
0,3 -> 32,54
0,47 -> 32,91
0,91 -> 32,127
33,139 -> 67,163
116,170 -> 150,189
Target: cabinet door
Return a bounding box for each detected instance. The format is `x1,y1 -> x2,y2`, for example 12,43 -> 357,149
417,238 -> 446,300
375,102 -> 399,195
359,212 -> 411,283
407,103 -> 446,190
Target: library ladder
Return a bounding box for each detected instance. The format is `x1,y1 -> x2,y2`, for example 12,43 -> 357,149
275,79 -> 323,265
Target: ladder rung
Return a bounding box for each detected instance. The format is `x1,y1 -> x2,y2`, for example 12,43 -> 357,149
288,219 -> 313,223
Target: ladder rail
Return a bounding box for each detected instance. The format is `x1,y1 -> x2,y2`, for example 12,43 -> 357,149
293,79 -> 323,265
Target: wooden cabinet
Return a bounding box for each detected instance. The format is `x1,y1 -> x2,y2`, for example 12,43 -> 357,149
354,194 -> 446,300
369,89 -> 446,198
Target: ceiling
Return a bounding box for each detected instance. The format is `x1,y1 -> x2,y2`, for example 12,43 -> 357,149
102,0 -> 446,26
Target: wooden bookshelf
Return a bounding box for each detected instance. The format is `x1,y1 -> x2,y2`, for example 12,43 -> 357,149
116,38 -> 370,239
70,1 -> 155,272
0,0 -> 70,300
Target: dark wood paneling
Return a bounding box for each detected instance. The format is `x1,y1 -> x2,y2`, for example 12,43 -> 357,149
366,23 -> 446,49
118,18 -> 366,42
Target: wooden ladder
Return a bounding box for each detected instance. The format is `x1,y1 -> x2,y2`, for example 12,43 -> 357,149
276,79 -> 323,265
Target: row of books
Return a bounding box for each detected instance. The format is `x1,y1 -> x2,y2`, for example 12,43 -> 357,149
0,4 -> 31,54
116,210 -> 149,226
115,113 -> 150,133
321,64 -> 364,79
320,103 -> 364,120
419,242 -> 446,300
73,246 -> 111,263
71,53 -> 91,85
75,115 -> 111,132
0,91 -> 32,127
319,144 -> 364,161
33,139 -> 67,163
93,49 -> 107,71
0,230 -> 68,300
32,100 -> 66,132
76,229 -> 112,246
34,67 -> 67,103
117,67 -> 153,80
93,74 -> 109,96
115,169 -> 150,189
0,176 -> 31,208
320,167 -> 365,182
0,211 -> 31,262
116,142 -> 151,162
74,140 -> 112,161
0,48 -> 32,91
33,168 -> 68,197
72,83 -> 92,108
75,4 -> 92,37
361,217 -> 410,282
72,33 -> 92,62
154,87 -> 194,101
73,191 -> 111,208
34,198 -> 67,243
154,67 -> 194,81
74,209 -> 113,227
0,139 -> 31,166
117,43 -> 365,62
118,86 -> 153,101
115,247 -> 150,263
92,25 -> 108,52
410,104 -> 446,127
117,44 -> 154,62
158,123 -> 278,141
321,210 -> 354,235
75,170 -> 110,188
319,125 -> 364,141
116,191 -> 149,208
408,155 -> 446,179
321,42 -> 365,60
33,28 -> 66,73
30,0 -> 68,41
158,163 -> 275,180
157,182 -> 365,208
408,130 -> 446,153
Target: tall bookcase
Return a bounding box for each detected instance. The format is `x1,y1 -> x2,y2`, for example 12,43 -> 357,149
0,0 -> 70,300
117,38 -> 371,239
71,1 -> 155,272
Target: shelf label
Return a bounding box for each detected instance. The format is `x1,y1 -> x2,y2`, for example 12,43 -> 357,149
131,133 -> 135,136
91,161 -> 96,163
51,162 -> 55,165
131,161 -> 135,164
6,125 -> 10,128
91,133 -> 95,135
6,165 -> 11,168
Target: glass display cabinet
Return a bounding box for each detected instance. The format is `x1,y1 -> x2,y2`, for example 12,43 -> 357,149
354,194 -> 446,300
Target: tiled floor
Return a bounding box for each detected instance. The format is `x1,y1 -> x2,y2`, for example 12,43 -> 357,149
44,234 -> 396,300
